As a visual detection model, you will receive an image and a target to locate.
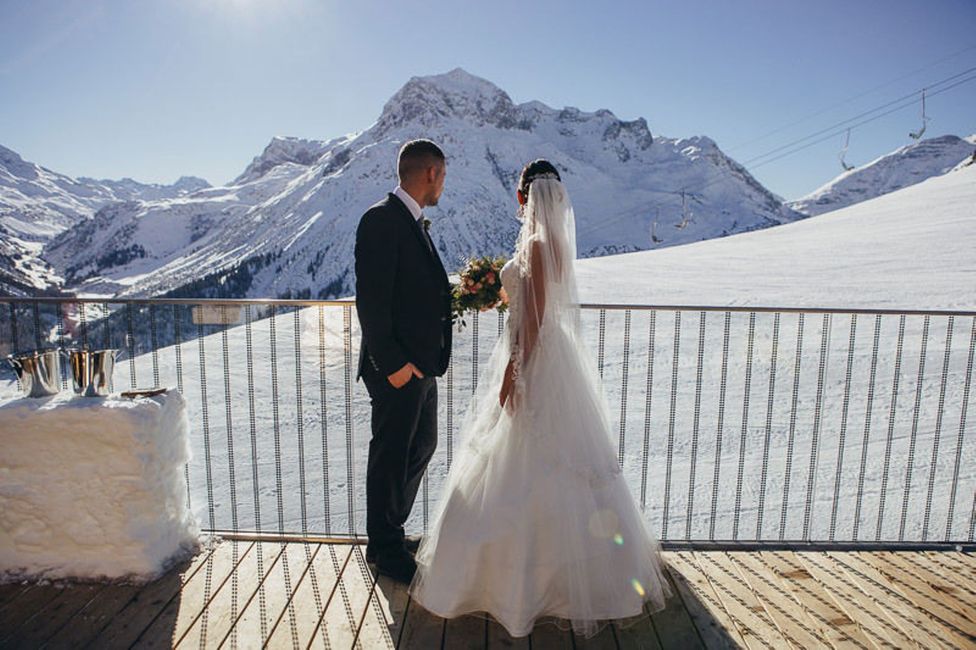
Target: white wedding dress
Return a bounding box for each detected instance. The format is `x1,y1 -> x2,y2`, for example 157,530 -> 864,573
409,178 -> 672,638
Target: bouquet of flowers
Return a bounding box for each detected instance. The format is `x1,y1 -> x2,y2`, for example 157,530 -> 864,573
451,255 -> 509,329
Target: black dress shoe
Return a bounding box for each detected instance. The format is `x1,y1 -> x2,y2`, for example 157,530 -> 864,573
404,535 -> 422,555
366,536 -> 423,564
374,550 -> 417,585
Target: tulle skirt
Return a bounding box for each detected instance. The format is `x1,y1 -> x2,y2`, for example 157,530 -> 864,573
409,320 -> 673,638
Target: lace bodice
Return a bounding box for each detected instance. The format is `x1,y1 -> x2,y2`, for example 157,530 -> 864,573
500,258 -> 521,334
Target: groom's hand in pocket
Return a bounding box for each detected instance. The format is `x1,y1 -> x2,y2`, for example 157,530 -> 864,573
388,362 -> 424,389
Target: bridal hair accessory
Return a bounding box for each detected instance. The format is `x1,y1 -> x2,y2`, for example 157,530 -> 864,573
525,171 -> 560,184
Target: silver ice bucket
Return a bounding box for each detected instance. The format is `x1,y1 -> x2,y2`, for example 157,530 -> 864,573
65,348 -> 119,397
7,349 -> 63,398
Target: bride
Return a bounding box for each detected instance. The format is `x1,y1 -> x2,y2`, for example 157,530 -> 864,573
408,159 -> 673,637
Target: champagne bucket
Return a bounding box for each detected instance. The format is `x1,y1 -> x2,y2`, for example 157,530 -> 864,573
6,349 -> 63,398
65,348 -> 119,397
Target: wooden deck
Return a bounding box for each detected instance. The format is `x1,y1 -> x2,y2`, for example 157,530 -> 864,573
1,540 -> 974,649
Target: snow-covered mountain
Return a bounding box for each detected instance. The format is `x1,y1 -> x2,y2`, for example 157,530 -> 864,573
0,144 -> 211,294
0,144 -> 210,242
44,68 -> 802,299
788,134 -> 976,216
76,175 -> 210,203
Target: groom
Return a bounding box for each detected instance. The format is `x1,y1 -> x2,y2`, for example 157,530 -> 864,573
354,139 -> 453,584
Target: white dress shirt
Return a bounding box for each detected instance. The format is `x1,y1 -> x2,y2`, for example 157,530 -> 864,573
394,186 -> 424,223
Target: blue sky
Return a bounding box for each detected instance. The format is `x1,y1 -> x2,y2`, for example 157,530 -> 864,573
1,0 -> 974,200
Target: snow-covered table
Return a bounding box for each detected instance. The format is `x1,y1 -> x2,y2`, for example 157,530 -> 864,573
0,390 -> 200,581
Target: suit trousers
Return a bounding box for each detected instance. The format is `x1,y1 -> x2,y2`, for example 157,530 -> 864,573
360,363 -> 438,556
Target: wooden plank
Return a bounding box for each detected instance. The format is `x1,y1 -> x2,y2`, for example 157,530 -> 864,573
611,610 -> 661,650
920,551 -> 976,581
215,541 -> 298,649
176,541 -> 285,648
647,565 -> 705,650
958,552 -> 976,572
663,554 -> 742,650
372,570 -> 412,646
722,551 -> 830,649
79,543 -> 216,649
126,540 -> 254,649
266,542 -> 348,649
350,546 -> 397,649
572,621 -> 619,650
442,613 -> 487,649
397,597 -> 445,649
0,582 -> 104,648
885,552 -> 976,607
825,550 -> 973,649
0,581 -> 31,609
40,581 -> 147,648
683,551 -> 791,650
856,551 -> 976,638
528,620 -> 574,649
793,552 -> 916,649
301,543 -> 378,649
485,616 -> 530,649
760,551 -> 877,649
0,582 -> 65,636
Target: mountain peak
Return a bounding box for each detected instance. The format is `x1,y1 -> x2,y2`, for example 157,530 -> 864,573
234,135 -> 334,184
376,68 -> 520,134
411,67 -> 506,97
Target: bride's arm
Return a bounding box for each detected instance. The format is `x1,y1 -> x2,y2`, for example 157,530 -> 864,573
500,240 -> 546,407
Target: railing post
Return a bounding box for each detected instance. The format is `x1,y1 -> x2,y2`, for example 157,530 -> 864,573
829,314 -> 858,541
730,312 -> 755,541
639,311 -> 657,512
876,314 -> 907,541
618,309 -> 632,468
662,310 -> 681,540
922,316 -> 953,541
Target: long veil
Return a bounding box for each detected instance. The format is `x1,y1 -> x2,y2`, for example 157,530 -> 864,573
412,177 -> 671,638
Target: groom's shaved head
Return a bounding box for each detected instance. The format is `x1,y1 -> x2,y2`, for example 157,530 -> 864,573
398,139 -> 446,181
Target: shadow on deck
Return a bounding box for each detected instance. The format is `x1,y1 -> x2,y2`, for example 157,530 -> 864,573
1,538 -> 974,648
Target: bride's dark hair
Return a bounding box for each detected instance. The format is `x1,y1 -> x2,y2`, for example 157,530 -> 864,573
518,159 -> 561,196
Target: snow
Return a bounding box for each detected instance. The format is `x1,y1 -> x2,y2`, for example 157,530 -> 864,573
0,391 -> 200,581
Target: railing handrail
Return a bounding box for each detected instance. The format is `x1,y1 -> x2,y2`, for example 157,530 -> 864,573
2,295 -> 974,318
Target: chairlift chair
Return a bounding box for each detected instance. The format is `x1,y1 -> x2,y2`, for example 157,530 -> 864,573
839,128 -> 855,172
675,191 -> 692,229
909,89 -> 930,140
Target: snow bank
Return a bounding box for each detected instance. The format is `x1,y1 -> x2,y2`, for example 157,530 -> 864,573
0,391 -> 200,581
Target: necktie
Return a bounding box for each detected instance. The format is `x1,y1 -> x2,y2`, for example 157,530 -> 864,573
418,216 -> 433,253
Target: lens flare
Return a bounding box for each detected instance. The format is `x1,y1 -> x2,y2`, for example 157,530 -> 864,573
631,578 -> 646,597
614,533 -> 624,545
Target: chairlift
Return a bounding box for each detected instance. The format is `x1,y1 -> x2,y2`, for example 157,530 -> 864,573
839,129 -> 855,172
909,89 -> 930,140
675,191 -> 692,229
651,208 -> 664,244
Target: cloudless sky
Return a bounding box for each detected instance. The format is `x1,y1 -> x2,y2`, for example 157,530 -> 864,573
1,0 -> 974,200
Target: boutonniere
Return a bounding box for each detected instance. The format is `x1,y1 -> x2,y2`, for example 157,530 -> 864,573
422,217 -> 432,233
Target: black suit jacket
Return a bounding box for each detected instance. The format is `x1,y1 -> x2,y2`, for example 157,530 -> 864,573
354,193 -> 453,380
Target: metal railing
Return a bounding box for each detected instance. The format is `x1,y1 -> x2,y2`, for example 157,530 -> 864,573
1,297 -> 974,549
